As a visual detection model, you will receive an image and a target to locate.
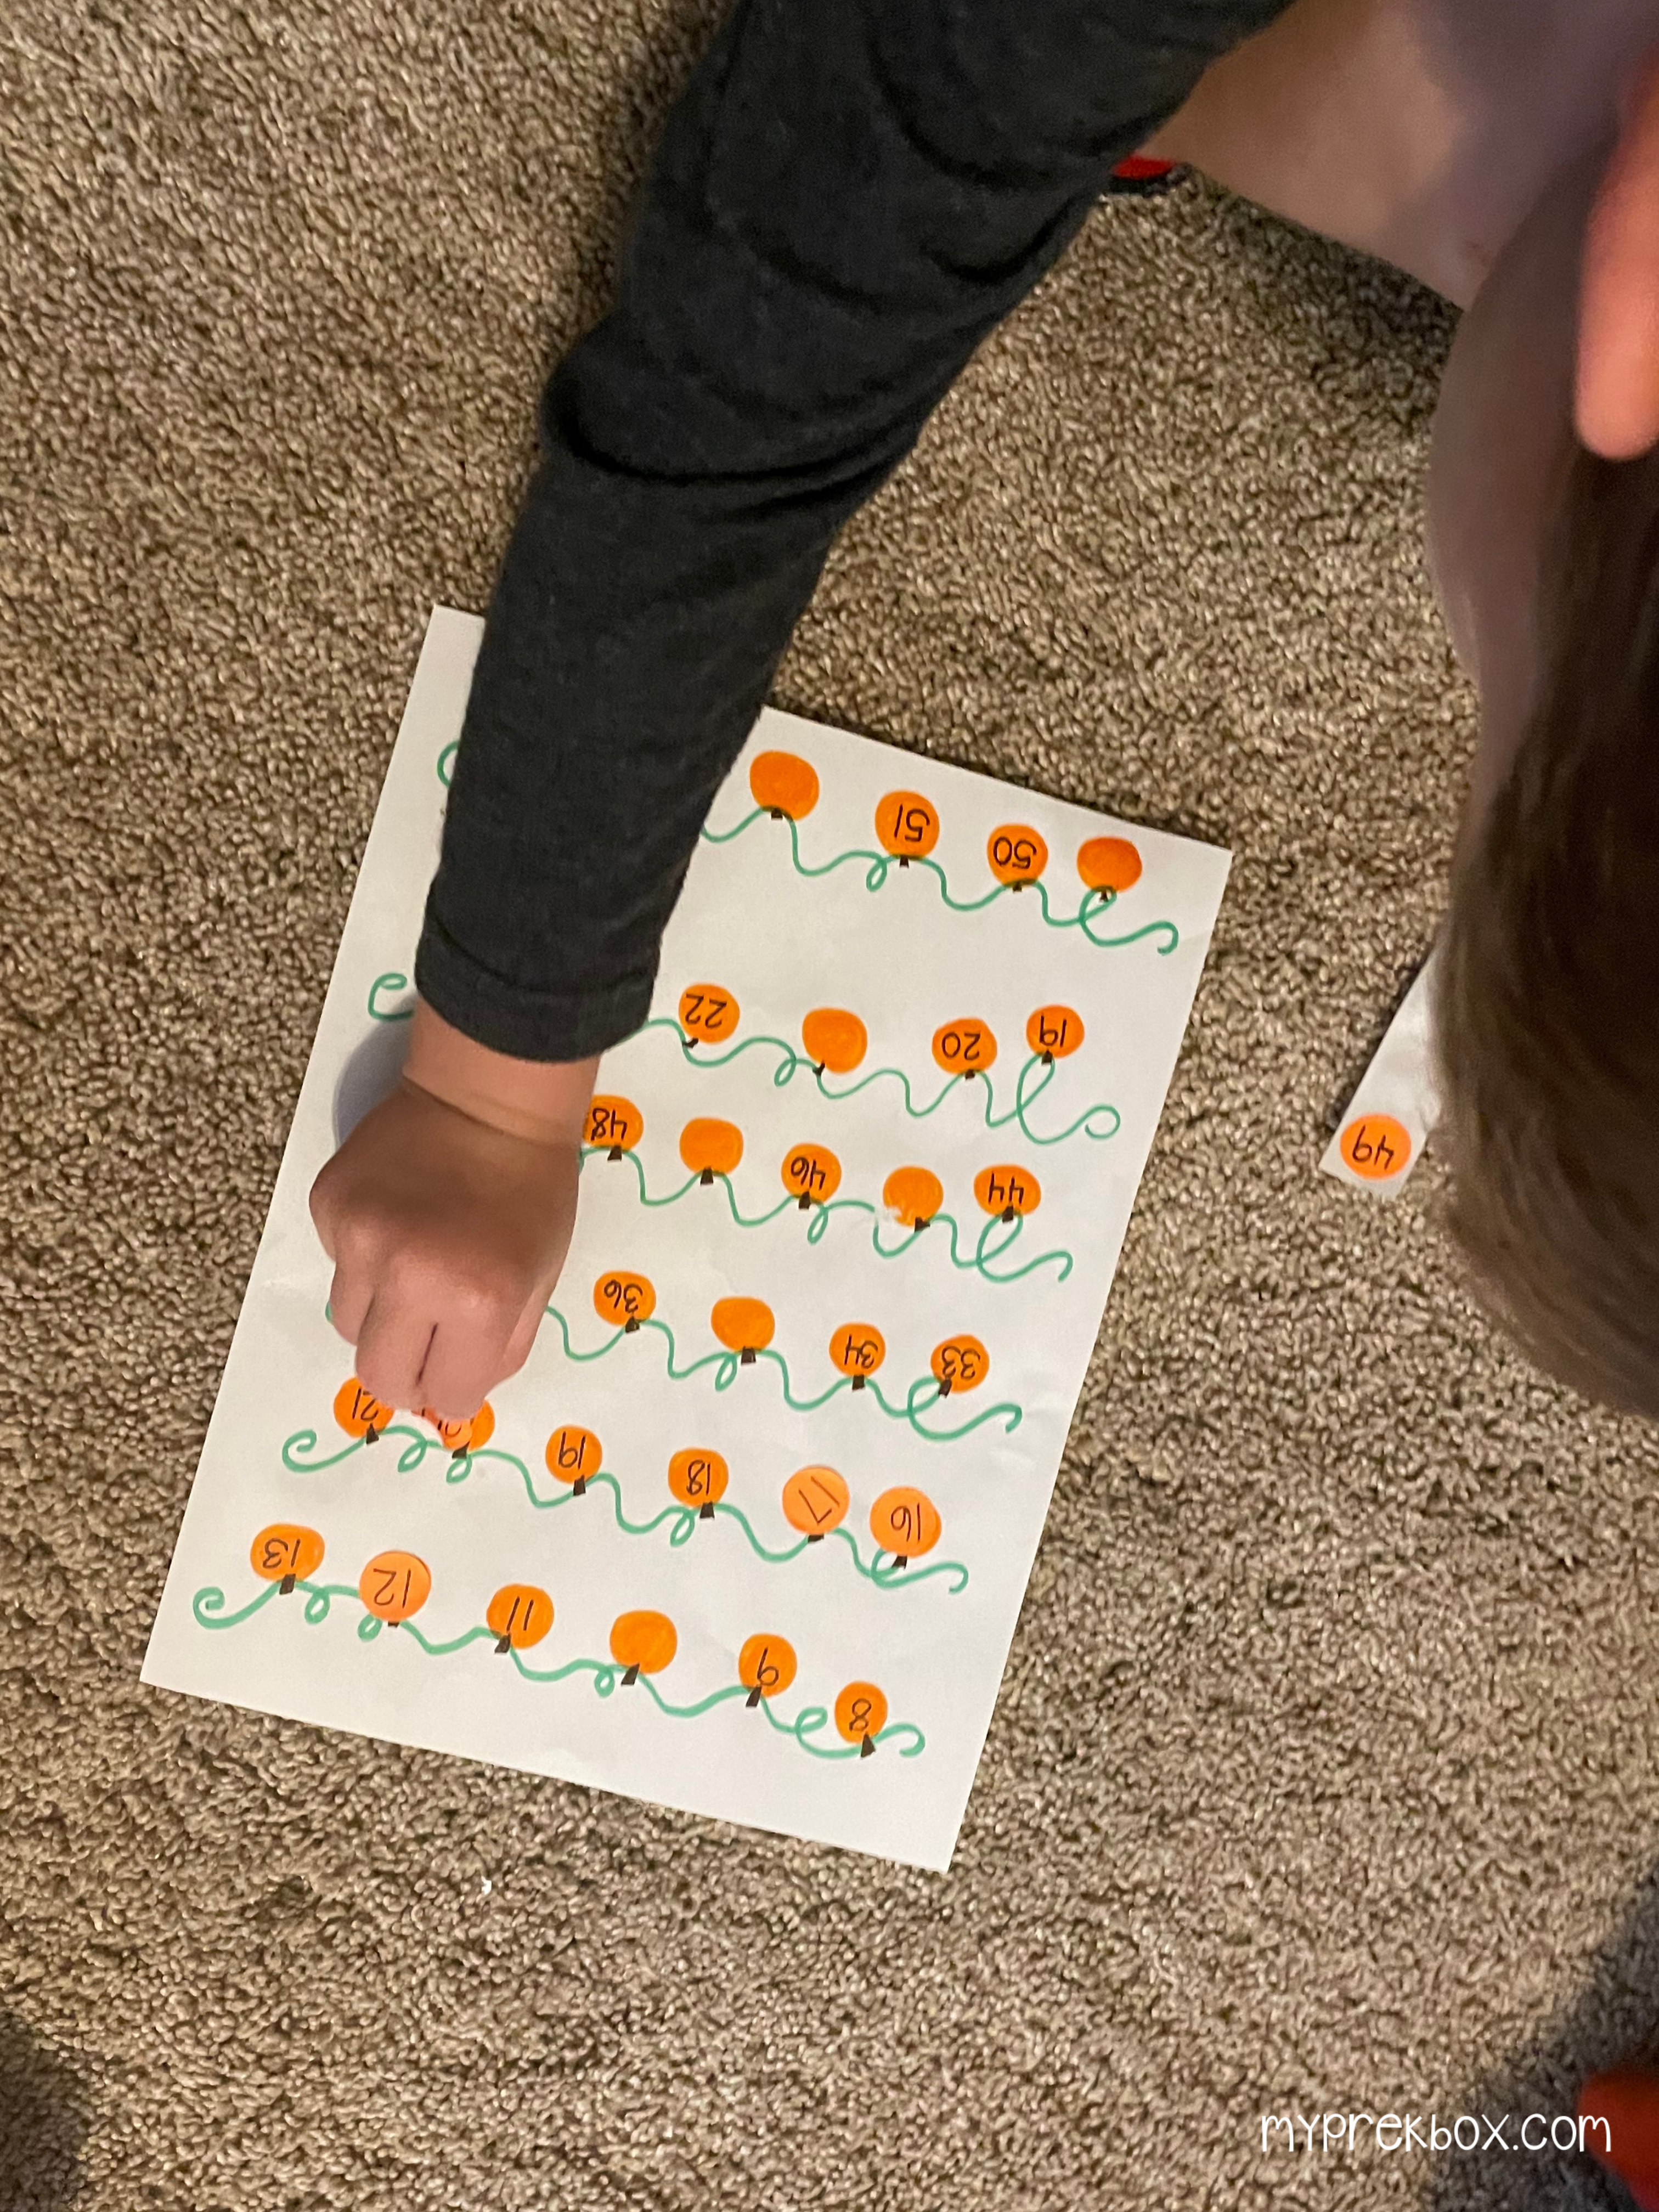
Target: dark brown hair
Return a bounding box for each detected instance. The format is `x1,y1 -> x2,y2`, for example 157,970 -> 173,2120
1439,438 -> 1659,1413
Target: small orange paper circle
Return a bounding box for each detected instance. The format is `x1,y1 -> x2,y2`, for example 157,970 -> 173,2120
738,1633 -> 798,1700
1339,1113 -> 1413,1181
931,1018 -> 997,1076
831,1323 -> 886,1378
1076,836 -> 1143,895
973,1164 -> 1041,1218
679,1118 -> 744,1178
678,983 -> 740,1043
594,1271 -> 656,1329
359,1549 -> 432,1625
876,791 -> 940,860
781,1465 -> 851,1536
802,1006 -> 867,1075
610,1610 -> 678,1677
987,824 -> 1048,885
834,1681 -> 889,1746
749,750 -> 820,820
486,1583 -> 554,1650
870,1486 -> 942,1561
584,1095 -> 644,1153
932,1334 -> 989,1395
1025,1004 -> 1084,1059
334,1378 -> 394,1438
668,1447 -> 729,1509
250,1524 -> 325,1585
883,1165 -> 944,1227
545,1425 -> 603,1484
419,1401 -> 495,1453
781,1143 -> 842,1205
712,1297 -> 775,1355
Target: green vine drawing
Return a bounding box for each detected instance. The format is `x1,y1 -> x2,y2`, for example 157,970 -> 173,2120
280,1425 -> 969,1594
191,1578 -> 925,1759
701,806 -> 1180,953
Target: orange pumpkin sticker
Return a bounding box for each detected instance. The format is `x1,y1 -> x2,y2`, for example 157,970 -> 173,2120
1076,835 -> 1143,897
610,1609 -> 678,1685
679,1118 -> 744,1183
973,1164 -> 1041,1220
668,1446 -> 729,1519
749,749 -> 820,820
250,1523 -> 324,1595
584,1094 -> 644,1158
1339,1113 -> 1412,1182
594,1271 -> 656,1332
334,1377 -> 394,1444
835,1680 -> 888,1756
802,1006 -> 867,1075
883,1165 -> 944,1231
780,1142 -> 841,1207
870,1486 -> 941,1566
781,1464 -> 850,1540
986,823 -> 1049,887
418,1401 -> 496,1456
932,1334 -> 989,1396
712,1296 -> 775,1364
931,1017 -> 997,1077
487,1583 -> 553,1653
545,1424 -> 603,1494
1025,1004 -> 1084,1062
738,1633 -> 798,1708
678,983 -> 740,1045
876,790 -> 940,863
358,1549 -> 431,1626
830,1323 -> 885,1389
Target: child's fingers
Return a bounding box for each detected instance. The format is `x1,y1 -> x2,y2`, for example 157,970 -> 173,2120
325,1261 -> 373,1346
495,1294 -> 548,1384
414,1313 -> 515,1426
354,1295 -> 438,1414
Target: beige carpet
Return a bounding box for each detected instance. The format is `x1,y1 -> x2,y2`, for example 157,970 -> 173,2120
5,2 -> 1659,2205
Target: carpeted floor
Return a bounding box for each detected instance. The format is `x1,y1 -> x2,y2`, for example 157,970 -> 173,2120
5,2 -> 1659,2207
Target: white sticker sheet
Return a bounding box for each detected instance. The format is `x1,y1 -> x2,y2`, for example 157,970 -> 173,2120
143,608 -> 1232,1869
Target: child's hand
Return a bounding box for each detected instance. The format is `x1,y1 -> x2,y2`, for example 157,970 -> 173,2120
309,1002 -> 598,1421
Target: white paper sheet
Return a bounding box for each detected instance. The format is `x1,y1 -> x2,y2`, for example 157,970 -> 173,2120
1319,950 -> 1441,1199
143,607 -> 1231,1869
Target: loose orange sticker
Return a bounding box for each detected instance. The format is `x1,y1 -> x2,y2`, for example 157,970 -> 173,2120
359,1549 -> 431,1626
418,1401 -> 496,1455
594,1271 -> 656,1331
738,1633 -> 798,1706
802,1006 -> 867,1075
781,1142 -> 841,1207
1339,1113 -> 1412,1181
869,1486 -> 941,1564
830,1323 -> 886,1385
668,1447 -> 729,1514
1076,836 -> 1143,896
250,1523 -> 324,1592
1025,1003 -> 1084,1061
932,1334 -> 989,1396
781,1464 -> 850,1538
986,823 -> 1048,887
545,1424 -> 603,1493
931,1017 -> 997,1076
749,749 -> 820,820
876,790 -> 940,861
610,1609 -> 677,1683
334,1377 -> 394,1442
487,1583 -> 553,1652
584,1094 -> 644,1156
882,1165 -> 944,1229
834,1680 -> 888,1754
712,1297 -> 775,1360
679,1118 -> 744,1182
973,1164 -> 1041,1220
678,983 -> 740,1045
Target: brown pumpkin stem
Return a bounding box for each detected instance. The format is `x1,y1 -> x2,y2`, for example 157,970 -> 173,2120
859,1736 -> 876,1758
622,1663 -> 640,1686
